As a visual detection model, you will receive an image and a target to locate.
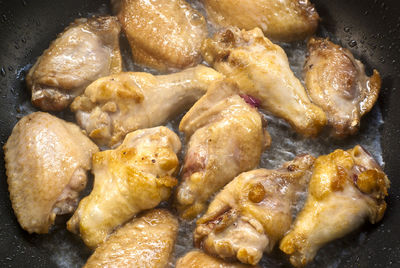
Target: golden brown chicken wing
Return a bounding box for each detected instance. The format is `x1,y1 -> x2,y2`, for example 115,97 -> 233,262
4,112 -> 98,234
67,127 -> 181,248
195,154 -> 315,265
176,250 -> 258,268
26,16 -> 122,111
118,0 -> 208,72
176,81 -> 270,220
202,28 -> 327,137
71,65 -> 223,148
202,0 -> 319,42
84,209 -> 178,268
280,145 -> 389,267
304,37 -> 381,137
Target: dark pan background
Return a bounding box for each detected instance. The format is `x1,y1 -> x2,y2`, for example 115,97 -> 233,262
0,0 -> 399,267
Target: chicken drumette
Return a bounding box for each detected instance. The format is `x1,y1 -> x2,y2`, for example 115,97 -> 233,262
27,16 -> 122,111
304,37 -> 381,137
194,154 -> 315,265
202,0 -> 319,42
118,0 -> 208,72
202,28 -> 326,137
4,112 -> 98,234
280,145 -> 389,267
176,81 -> 270,219
71,65 -> 222,148
67,127 -> 181,248
84,209 -> 178,268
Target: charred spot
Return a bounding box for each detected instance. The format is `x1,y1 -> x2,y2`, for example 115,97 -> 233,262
222,30 -> 235,44
287,164 -> 297,172
151,159 -> 156,163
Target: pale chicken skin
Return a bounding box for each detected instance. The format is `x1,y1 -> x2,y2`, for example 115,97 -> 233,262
67,127 -> 181,248
304,37 -> 382,137
202,28 -> 327,137
84,209 -> 178,268
176,81 -> 270,219
176,251 -> 259,268
118,0 -> 208,72
202,0 -> 319,42
4,112 -> 98,234
195,154 -> 315,266
26,16 -> 122,111
280,145 -> 390,267
71,65 -> 223,148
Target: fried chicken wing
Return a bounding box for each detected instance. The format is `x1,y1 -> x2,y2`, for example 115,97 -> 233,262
118,0 -> 208,72
280,145 -> 389,267
202,0 -> 319,42
84,209 -> 178,268
202,28 -> 326,137
195,154 -> 315,265
176,81 -> 270,219
4,112 -> 98,234
71,65 -> 222,148
176,251 -> 258,268
26,16 -> 122,111
304,38 -> 382,137
67,127 -> 181,248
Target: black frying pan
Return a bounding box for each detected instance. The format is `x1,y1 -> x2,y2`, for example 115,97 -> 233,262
0,0 -> 399,267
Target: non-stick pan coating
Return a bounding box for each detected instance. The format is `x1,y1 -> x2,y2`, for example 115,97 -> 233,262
0,0 -> 399,267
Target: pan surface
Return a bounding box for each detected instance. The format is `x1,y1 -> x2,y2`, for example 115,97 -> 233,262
0,0 -> 399,267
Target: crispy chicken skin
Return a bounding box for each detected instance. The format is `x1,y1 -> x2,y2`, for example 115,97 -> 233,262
4,112 -> 98,234
26,16 -> 122,111
67,127 -> 181,248
176,81 -> 270,220
202,28 -> 327,137
304,37 -> 381,137
195,154 -> 315,265
118,0 -> 208,72
71,65 -> 222,148
176,251 -> 259,268
202,0 -> 319,42
84,209 -> 178,268
280,145 -> 389,267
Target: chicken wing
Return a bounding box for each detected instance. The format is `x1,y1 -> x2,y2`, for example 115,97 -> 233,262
67,127 -> 181,248
176,250 -> 258,268
26,16 -> 122,111
118,0 -> 208,72
4,112 -> 98,234
280,145 -> 389,267
202,28 -> 327,137
202,0 -> 319,42
304,37 -> 381,137
71,65 -> 222,148
176,81 -> 270,219
195,154 -> 315,265
84,209 -> 178,268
